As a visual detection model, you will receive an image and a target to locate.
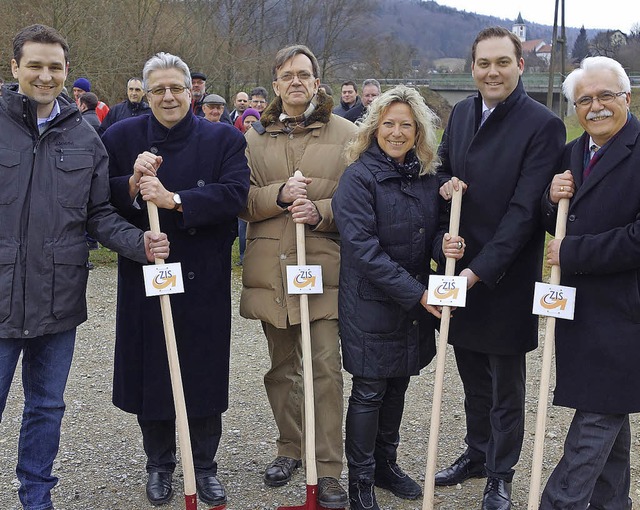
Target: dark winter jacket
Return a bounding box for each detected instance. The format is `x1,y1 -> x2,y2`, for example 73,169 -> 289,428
103,112 -> 250,419
82,109 -> 101,131
542,115 -> 640,414
333,96 -> 362,118
333,144 -> 442,378
98,99 -> 150,134
437,79 -> 565,355
0,85 -> 146,339
344,102 -> 366,123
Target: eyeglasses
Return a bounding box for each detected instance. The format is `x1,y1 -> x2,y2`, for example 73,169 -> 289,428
276,71 -> 314,82
251,99 -> 267,105
148,86 -> 188,96
574,91 -> 627,108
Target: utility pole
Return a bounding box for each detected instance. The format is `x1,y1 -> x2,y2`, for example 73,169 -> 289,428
547,0 -> 566,120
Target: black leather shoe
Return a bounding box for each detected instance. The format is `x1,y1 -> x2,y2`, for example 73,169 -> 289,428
146,472 -> 173,506
317,476 -> 348,508
349,480 -> 380,510
264,456 -> 302,487
434,452 -> 486,486
196,475 -> 227,506
374,460 -> 422,500
482,477 -> 511,510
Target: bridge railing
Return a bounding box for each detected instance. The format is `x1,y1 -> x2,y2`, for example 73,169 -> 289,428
377,74 -> 640,90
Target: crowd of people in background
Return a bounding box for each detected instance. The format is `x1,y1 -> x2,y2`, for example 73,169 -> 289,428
1,21 -> 639,510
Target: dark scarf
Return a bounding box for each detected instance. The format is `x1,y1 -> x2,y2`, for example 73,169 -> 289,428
377,141 -> 421,179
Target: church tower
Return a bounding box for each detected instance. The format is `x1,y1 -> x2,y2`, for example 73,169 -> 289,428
512,12 -> 526,41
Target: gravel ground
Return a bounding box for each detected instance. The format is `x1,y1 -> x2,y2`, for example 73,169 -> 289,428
1,265 -> 639,510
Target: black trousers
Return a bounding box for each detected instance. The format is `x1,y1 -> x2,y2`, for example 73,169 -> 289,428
540,411 -> 631,510
137,414 -> 222,478
345,376 -> 410,481
453,346 -> 526,482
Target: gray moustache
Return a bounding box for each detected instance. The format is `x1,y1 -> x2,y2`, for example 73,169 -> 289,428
586,109 -> 613,120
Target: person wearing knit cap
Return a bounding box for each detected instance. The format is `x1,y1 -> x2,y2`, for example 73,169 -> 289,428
72,77 -> 110,122
236,107 -> 261,265
240,107 -> 260,133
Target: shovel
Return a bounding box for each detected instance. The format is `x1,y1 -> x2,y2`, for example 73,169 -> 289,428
277,171 -> 342,510
422,186 -> 463,510
147,202 -> 226,510
527,197 -> 570,510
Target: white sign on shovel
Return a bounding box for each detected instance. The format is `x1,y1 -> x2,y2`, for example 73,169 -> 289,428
286,265 -> 323,294
532,282 -> 576,320
143,262 -> 185,296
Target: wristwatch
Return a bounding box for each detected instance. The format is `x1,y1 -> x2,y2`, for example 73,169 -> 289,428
172,193 -> 182,210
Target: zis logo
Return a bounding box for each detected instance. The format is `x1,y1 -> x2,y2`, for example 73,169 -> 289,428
434,280 -> 459,299
152,269 -> 177,289
293,269 -> 316,288
540,289 -> 567,310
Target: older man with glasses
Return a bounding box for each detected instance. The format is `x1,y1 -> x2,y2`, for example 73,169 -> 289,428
538,55 -> 638,510
102,52 -> 250,508
239,44 -> 356,508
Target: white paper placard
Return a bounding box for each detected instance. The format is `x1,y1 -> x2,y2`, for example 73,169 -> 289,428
532,282 -> 576,320
286,265 -> 323,294
143,263 -> 185,297
427,275 -> 468,307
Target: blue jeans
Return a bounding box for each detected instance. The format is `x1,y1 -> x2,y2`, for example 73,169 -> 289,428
237,218 -> 247,263
0,329 -> 76,510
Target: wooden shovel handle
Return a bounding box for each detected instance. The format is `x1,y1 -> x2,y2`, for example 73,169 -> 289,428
147,202 -> 198,507
422,186 -> 463,510
527,197 -> 569,509
293,171 -> 318,485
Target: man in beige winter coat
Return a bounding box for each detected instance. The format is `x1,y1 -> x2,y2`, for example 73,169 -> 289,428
240,44 -> 355,508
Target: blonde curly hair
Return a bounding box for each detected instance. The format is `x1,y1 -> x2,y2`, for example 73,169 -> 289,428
345,85 -> 441,176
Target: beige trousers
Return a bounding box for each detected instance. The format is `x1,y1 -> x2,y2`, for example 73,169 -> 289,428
262,319 -> 344,478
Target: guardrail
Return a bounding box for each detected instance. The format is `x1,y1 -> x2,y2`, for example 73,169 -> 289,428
377,74 -> 640,90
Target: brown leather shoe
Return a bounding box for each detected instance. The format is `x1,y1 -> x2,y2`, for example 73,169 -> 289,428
264,456 -> 302,487
317,477 -> 348,509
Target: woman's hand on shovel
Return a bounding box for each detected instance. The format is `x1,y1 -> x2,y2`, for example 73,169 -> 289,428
143,231 -> 170,262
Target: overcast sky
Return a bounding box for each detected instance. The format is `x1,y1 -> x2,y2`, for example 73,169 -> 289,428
433,0 -> 640,33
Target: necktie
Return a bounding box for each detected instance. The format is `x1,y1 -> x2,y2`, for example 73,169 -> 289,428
479,109 -> 491,128
583,144 -> 602,180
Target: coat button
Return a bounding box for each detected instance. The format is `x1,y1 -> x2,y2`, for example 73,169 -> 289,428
280,254 -> 286,260
568,214 -> 576,222
412,320 -> 419,326
150,147 -> 158,154
419,227 -> 425,234
197,180 -> 205,187
188,228 -> 197,235
187,271 -> 195,280
24,329 -> 29,336
275,297 -> 281,304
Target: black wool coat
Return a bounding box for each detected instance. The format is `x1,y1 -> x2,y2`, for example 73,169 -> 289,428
437,80 -> 566,355
103,112 -> 250,420
542,115 -> 640,414
333,145 -> 442,378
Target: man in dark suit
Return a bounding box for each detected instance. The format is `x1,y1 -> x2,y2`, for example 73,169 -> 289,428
539,56 -> 638,510
435,26 -> 566,510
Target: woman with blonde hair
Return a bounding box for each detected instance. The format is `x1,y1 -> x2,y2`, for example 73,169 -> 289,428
333,85 -> 464,510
